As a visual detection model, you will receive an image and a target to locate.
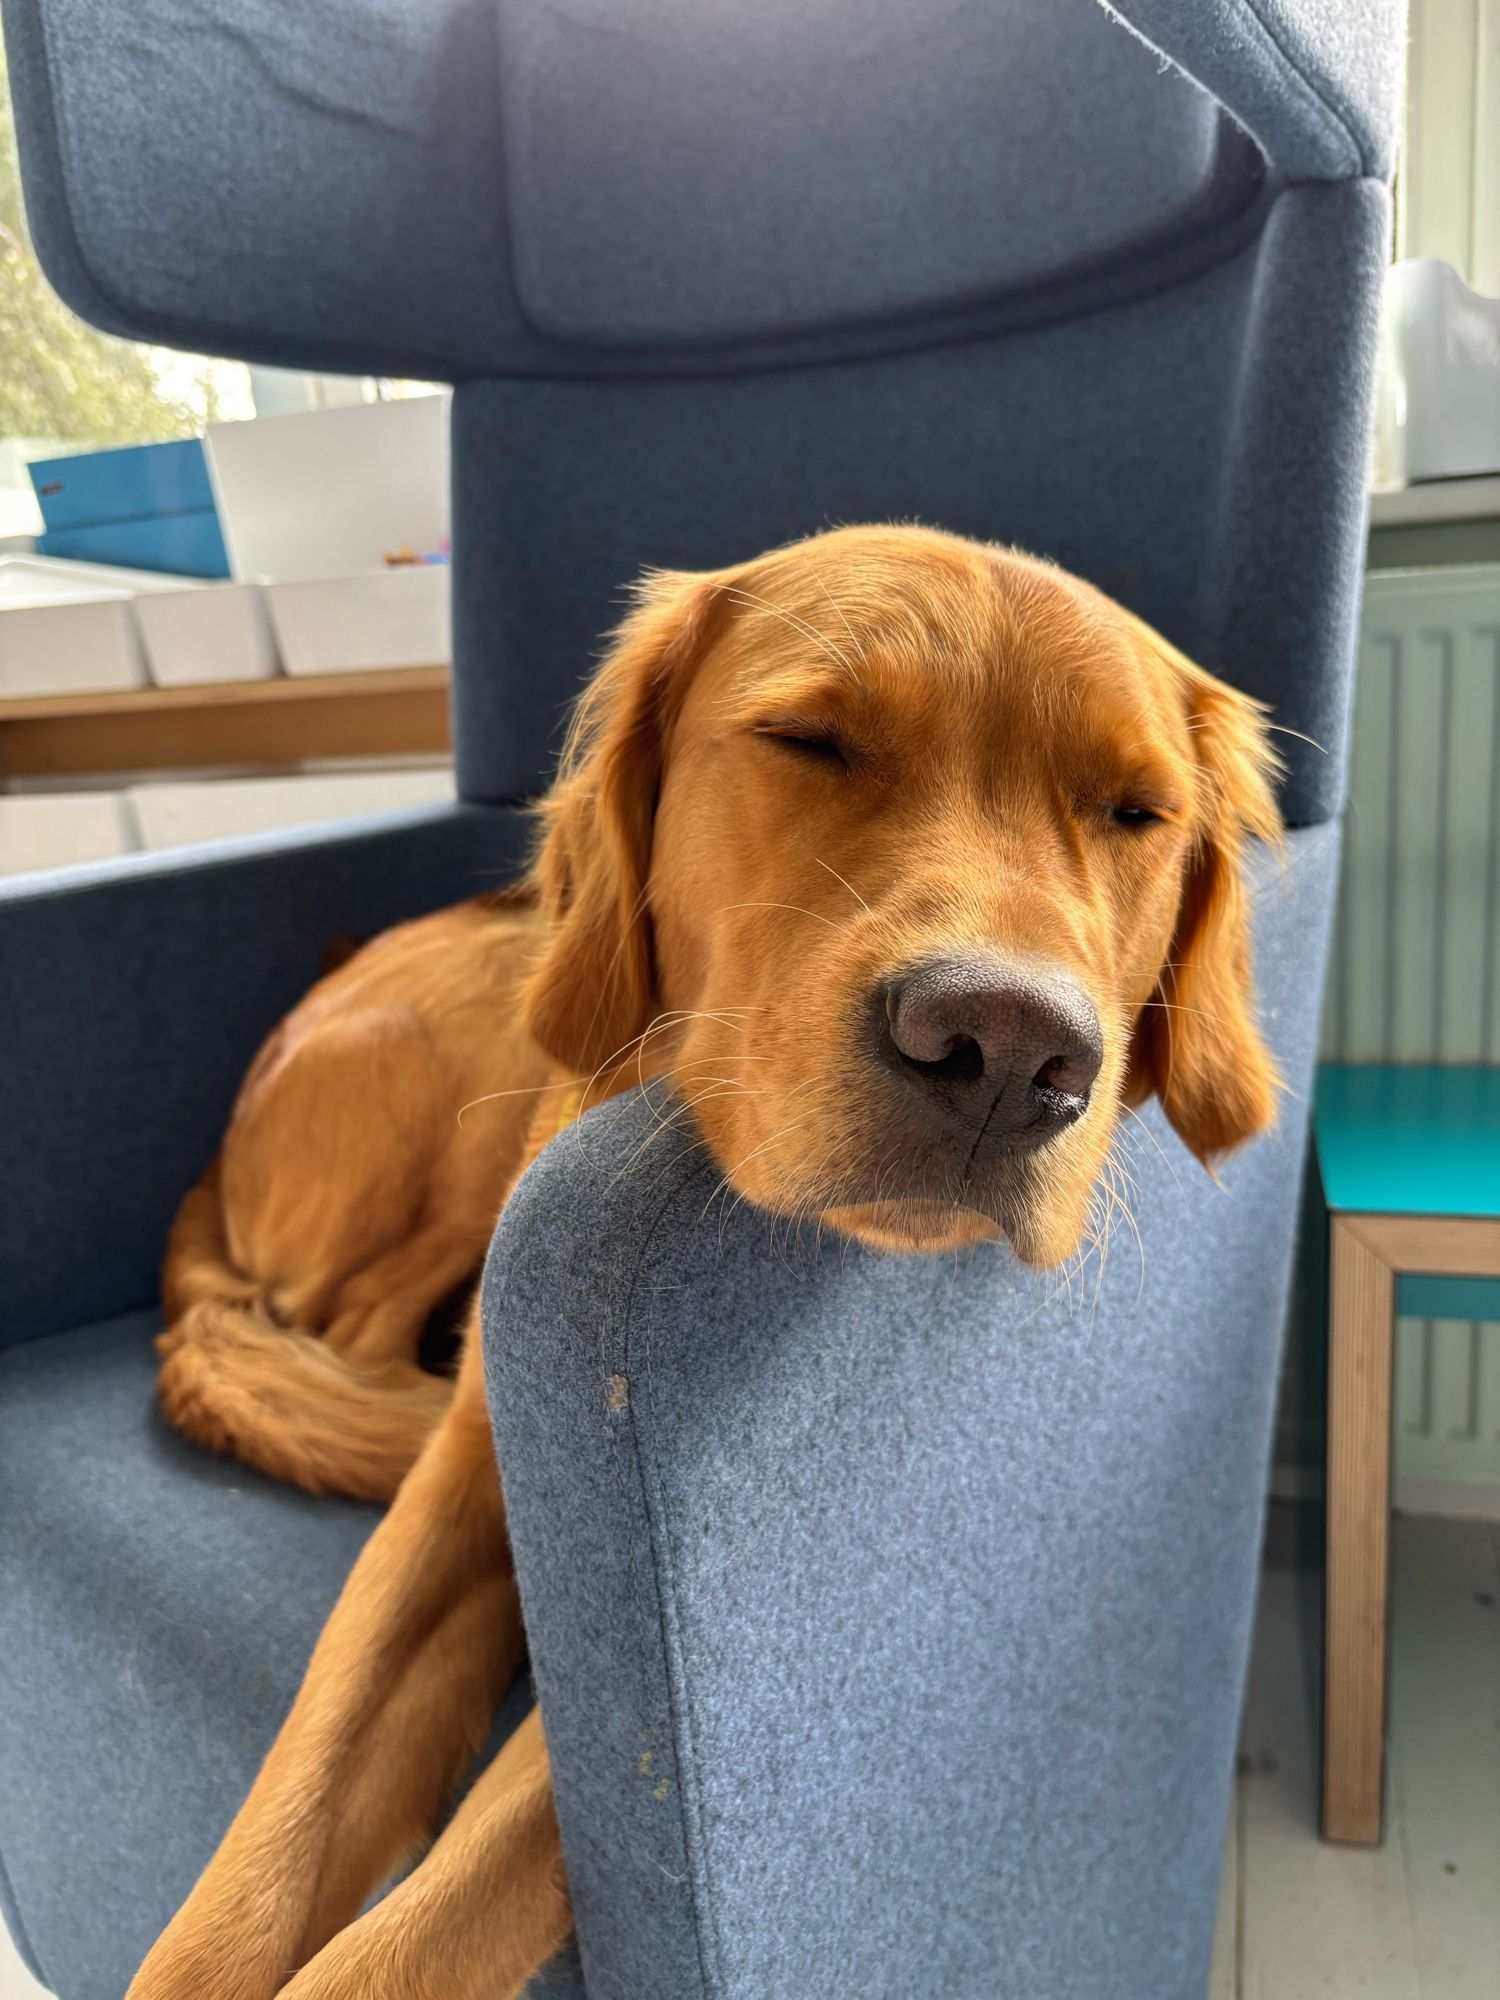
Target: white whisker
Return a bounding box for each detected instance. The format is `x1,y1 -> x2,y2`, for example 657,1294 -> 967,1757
813,856 -> 872,916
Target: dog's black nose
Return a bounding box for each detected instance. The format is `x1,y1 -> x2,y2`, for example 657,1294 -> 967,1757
880,957 -> 1103,1144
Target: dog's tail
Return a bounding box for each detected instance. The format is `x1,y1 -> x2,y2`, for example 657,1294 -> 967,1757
156,1162 -> 451,1503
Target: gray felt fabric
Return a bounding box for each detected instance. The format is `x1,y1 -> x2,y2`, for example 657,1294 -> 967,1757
0,1 -> 1399,1992
2,0 -> 1400,375
484,825 -> 1340,2000
0,1313 -> 576,2000
0,802 -> 530,1350
450,178 -> 1387,828
1111,0 -> 1406,180
494,0 -> 1254,350
0,1315 -> 381,1998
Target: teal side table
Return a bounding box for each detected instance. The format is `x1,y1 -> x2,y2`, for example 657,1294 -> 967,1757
1313,1065 -> 1500,1845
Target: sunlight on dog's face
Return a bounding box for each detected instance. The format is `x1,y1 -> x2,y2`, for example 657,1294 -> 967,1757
524,526 -> 1282,1267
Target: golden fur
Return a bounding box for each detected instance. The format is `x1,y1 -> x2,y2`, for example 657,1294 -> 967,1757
131,525 -> 1281,1999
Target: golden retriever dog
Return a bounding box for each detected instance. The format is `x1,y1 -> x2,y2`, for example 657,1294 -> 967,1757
130,524 -> 1280,1999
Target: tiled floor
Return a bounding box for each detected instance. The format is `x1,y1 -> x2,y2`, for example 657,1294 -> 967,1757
1211,1508 -> 1500,1999
0,1926 -> 47,1999
4,1510 -> 1497,1999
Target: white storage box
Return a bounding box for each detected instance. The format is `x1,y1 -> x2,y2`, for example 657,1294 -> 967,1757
264,567 -> 451,675
0,792 -> 138,876
0,554 -> 204,598
1380,260 -> 1500,484
134,582 -> 279,686
129,768 -> 455,850
0,559 -> 146,696
206,396 -> 449,582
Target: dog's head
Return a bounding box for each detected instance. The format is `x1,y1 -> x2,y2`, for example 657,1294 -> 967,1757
524,525 -> 1281,1265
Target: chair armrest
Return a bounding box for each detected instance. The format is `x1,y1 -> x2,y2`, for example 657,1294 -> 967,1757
484,825 -> 1340,2000
0,802 -> 528,1348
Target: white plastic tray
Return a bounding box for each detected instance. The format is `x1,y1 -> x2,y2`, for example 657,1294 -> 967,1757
129,769 -> 455,849
0,792 -> 138,875
264,567 -> 451,675
0,560 -> 146,696
134,582 -> 280,686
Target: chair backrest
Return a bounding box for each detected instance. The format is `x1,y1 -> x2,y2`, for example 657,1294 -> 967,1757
447,173 -> 1385,826
5,0 -> 1405,821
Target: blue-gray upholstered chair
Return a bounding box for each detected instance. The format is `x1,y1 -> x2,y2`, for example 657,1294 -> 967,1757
0,4 -> 1403,1995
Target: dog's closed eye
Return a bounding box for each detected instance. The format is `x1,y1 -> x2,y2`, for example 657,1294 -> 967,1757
752,724 -> 851,770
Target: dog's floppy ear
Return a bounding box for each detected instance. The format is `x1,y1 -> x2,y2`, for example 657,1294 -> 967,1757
1126,624 -> 1285,1164
521,568 -> 729,1079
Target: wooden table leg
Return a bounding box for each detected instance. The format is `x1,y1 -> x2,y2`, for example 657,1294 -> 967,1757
1323,1215 -> 1395,1844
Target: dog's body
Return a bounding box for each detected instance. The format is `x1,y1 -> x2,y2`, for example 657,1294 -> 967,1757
131,526 -> 1281,1999
158,892 -> 551,1502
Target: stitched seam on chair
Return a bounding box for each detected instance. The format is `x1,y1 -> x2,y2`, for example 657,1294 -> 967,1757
617,1186 -> 724,1999
1235,0 -> 1367,175
34,140 -> 1269,387
583,1171 -> 707,1994
495,169 -> 1275,381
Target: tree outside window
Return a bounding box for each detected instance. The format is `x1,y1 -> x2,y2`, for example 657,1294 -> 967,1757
0,41 -> 251,535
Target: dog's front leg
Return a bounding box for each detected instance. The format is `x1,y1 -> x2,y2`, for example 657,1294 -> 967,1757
276,1704 -> 570,2000
129,1332 -> 522,2000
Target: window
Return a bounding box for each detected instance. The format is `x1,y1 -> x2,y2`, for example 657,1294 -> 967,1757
0,42 -> 255,541
1400,0 -> 1500,293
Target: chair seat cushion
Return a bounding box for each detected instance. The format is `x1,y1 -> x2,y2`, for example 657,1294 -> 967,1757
0,1313 -> 379,1999
0,1315 -> 583,2000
